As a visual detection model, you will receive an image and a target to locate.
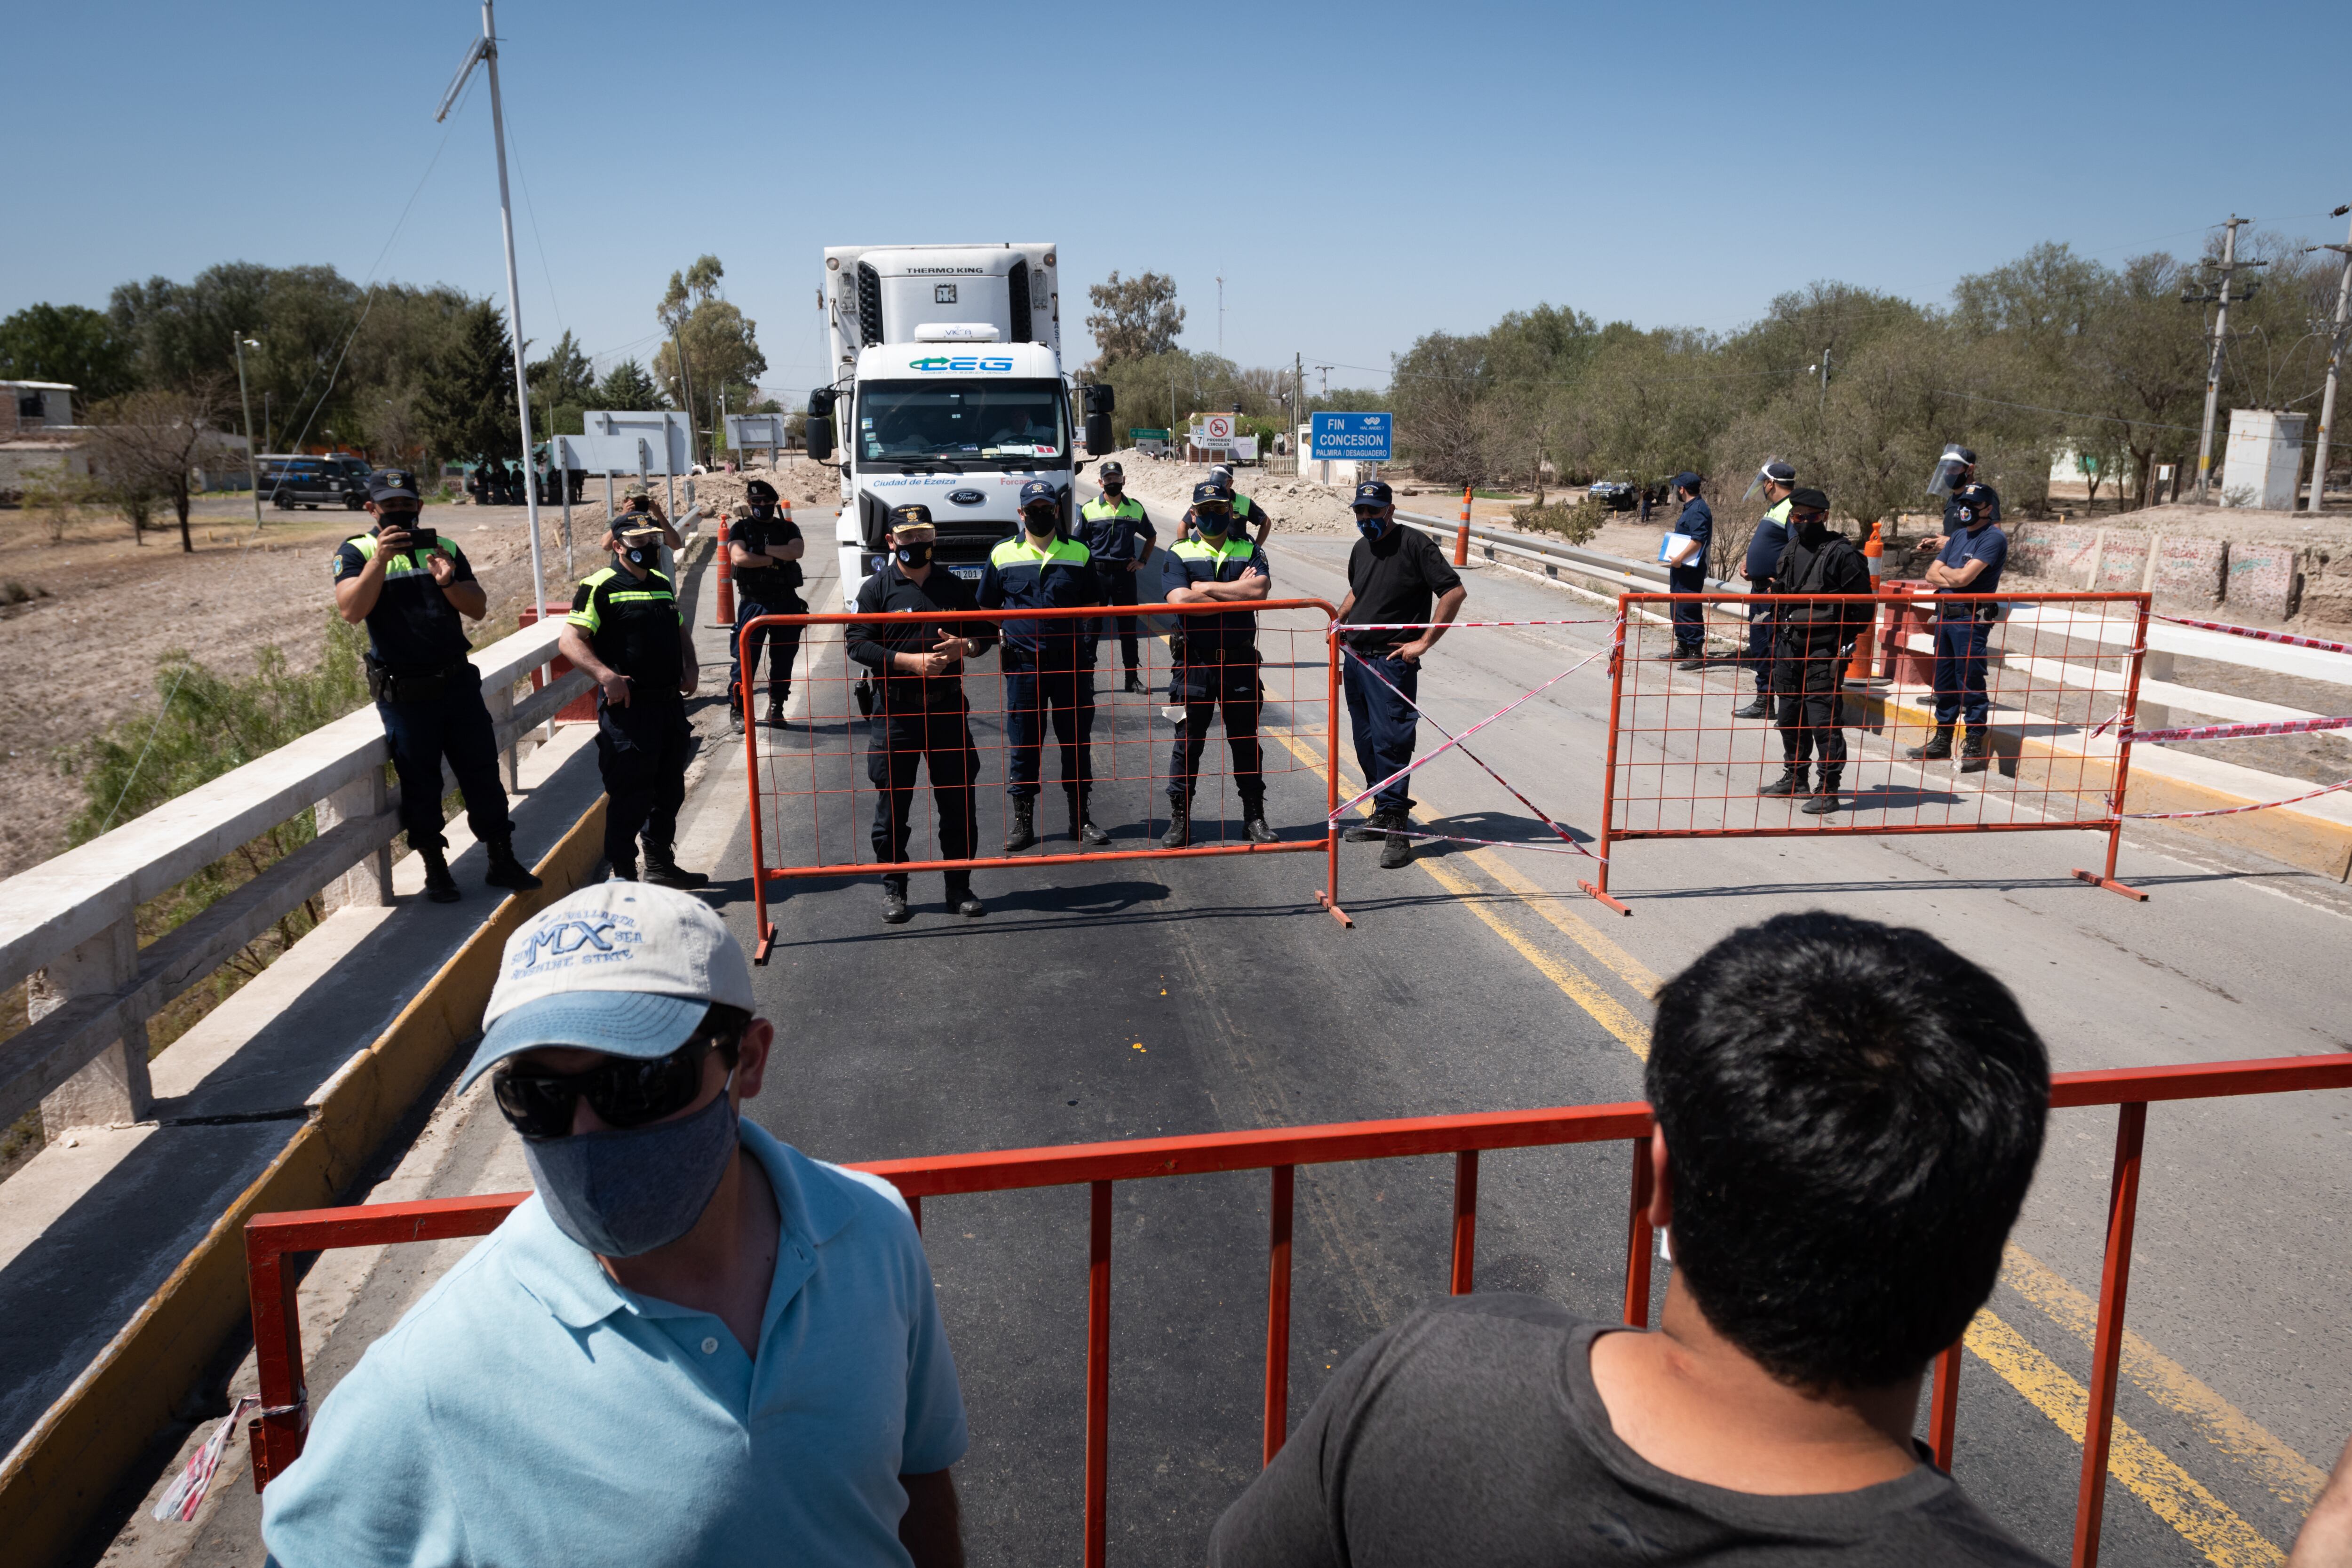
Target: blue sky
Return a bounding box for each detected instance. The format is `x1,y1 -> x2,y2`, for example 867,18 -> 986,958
9,0 -> 2347,403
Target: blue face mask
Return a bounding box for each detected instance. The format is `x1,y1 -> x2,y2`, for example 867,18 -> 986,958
1197,511 -> 1231,538
1355,511 -> 1386,539
521,1073 -> 739,1258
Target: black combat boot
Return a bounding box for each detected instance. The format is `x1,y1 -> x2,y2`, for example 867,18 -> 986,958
483,836 -> 543,891
1242,803 -> 1276,844
1069,790 -> 1110,845
1907,727 -> 1954,761
727,684 -> 745,734
1732,695 -> 1771,720
881,878 -> 910,925
1161,804 -> 1190,848
418,845 -> 461,904
948,876 -> 986,918
1803,772 -> 1842,814
1345,806 -> 1399,843
1003,797 -> 1037,852
1758,765 -> 1810,797
1123,669 -> 1145,695
641,848 -> 710,890
1959,727 -> 1989,772
763,681 -> 790,730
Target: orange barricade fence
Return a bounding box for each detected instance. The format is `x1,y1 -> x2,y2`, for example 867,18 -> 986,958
738,599 -> 1347,958
1581,589 -> 2154,914
243,1051 -> 2352,1568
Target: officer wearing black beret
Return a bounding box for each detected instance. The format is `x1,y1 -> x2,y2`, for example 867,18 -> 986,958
331,469 -> 543,902
1760,488 -> 1872,814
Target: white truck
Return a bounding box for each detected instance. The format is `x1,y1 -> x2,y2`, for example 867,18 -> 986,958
807,242 -> 1114,590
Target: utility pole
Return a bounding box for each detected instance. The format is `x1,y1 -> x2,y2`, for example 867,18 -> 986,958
436,0 -> 545,616
2189,216 -> 2257,505
2308,204 -> 2352,513
1819,347 -> 1831,415
233,335 -> 264,530
1295,350 -> 1304,449
1216,275 -> 1225,357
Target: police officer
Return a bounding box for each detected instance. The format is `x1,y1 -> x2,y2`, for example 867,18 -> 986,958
725,478 -> 806,733
1164,480 -> 1275,847
557,520 -> 707,888
1734,460 -> 1799,719
847,505 -> 994,925
331,469 -> 543,903
1907,476 -> 2009,773
1662,471 -> 1713,668
982,479 -> 1106,850
1759,489 -> 1873,814
1076,461 -> 1157,694
1209,462 -> 1275,547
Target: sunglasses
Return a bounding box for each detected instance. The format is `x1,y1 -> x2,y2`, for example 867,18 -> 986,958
492,1035 -> 730,1140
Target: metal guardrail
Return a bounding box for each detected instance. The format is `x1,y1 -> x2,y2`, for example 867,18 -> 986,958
0,620 -> 594,1131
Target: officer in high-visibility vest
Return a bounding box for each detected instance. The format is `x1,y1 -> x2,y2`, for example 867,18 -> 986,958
557,521 -> 708,888
331,468 -> 542,904
1164,480 -> 1275,847
724,478 -> 806,733
1076,461 -> 1156,693
981,479 -> 1107,850
1209,463 -> 1274,547
1735,460 -> 1798,719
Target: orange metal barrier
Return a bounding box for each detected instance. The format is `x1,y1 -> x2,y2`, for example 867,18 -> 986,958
739,599 -> 1348,958
1581,590 -> 2153,914
244,1051 -> 2352,1568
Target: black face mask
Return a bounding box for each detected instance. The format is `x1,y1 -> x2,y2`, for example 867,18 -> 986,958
894,541 -> 933,567
1023,509 -> 1058,535
1197,512 -> 1231,538
1795,515 -> 1831,542
1102,480 -> 1123,496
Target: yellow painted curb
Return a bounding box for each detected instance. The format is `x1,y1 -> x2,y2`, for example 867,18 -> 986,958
0,799 -> 609,1568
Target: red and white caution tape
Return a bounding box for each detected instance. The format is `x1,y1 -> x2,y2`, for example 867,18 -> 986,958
1333,642 -> 1607,862
2155,616 -> 2352,657
153,1395 -> 258,1522
2125,777 -> 2352,820
2126,715 -> 2352,744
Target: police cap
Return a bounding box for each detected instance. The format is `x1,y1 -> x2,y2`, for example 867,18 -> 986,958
1192,479 -> 1233,507
1018,479 -> 1059,510
367,468 -> 421,504
1352,478 -> 1394,508
743,478 -> 779,503
1952,485 -> 2001,523
1097,460 -> 1124,479
888,503 -> 934,529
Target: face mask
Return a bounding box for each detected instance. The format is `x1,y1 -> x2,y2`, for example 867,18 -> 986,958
1796,515 -> 1831,541
1024,509 -> 1058,535
522,1074 -> 739,1258
1102,481 -> 1123,496
894,541 -> 933,567
1197,513 -> 1230,537
1354,513 -> 1385,539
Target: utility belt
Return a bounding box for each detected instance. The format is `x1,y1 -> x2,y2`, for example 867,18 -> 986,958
733,569 -> 804,600
1174,643 -> 1258,665
1936,602 -> 2004,625
366,655 -> 475,705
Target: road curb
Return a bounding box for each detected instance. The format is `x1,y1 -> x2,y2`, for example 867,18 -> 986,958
0,798 -> 609,1568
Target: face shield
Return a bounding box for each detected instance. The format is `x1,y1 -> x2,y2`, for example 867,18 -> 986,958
1927,444 -> 1976,499
1743,463 -> 1782,502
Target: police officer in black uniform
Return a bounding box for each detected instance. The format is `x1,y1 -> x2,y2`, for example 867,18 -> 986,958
847,505 -> 995,925
1163,480 -> 1276,847
982,479 -> 1106,850
725,478 -> 807,733
557,521 -> 707,888
1759,488 -> 1873,814
1734,460 -> 1798,719
1075,461 -> 1157,693
331,469 -> 543,903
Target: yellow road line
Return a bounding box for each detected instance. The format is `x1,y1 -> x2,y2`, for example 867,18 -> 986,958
1411,855 -> 1653,1058
2001,1245 -> 2325,1511
1464,847 -> 1664,997
1965,1309 -> 2286,1566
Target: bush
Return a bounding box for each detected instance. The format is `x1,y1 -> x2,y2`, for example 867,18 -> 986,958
1513,495 -> 1606,545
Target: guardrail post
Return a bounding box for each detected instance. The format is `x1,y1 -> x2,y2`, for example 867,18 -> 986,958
315,768 -> 392,912
32,914 -> 153,1130
486,678 -> 521,794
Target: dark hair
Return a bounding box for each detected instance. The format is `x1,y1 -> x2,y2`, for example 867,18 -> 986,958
700,1002 -> 752,1068
1647,912 -> 2047,1391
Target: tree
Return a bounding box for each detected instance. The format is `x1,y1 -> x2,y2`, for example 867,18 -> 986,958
1085,272 -> 1184,367
527,329 -> 596,438
596,358 -> 665,411
653,257 -> 764,459
0,303 -> 138,406
85,381 -> 232,552
415,302 -> 518,473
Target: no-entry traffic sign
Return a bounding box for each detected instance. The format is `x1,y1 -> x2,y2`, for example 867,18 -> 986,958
1311,413 -> 1391,462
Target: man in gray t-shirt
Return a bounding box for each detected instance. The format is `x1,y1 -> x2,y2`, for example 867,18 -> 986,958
1212,912 -> 2058,1567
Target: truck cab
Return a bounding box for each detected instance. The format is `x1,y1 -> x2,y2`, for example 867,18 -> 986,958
807,244 -> 1112,590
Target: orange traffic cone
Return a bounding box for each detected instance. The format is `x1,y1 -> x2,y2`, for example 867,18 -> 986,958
1454,483 -> 1472,566
1848,521 -> 1884,680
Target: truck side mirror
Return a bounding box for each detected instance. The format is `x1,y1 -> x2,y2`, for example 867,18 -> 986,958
1081,383 -> 1115,457
806,390 -> 836,462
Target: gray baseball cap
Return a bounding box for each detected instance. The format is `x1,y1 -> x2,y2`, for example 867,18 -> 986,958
460,883 -> 755,1088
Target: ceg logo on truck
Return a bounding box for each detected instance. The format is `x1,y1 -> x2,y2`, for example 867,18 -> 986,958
910,356 -> 1016,373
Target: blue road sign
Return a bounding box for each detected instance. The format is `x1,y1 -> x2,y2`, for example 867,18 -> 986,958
1310,412 -> 1392,462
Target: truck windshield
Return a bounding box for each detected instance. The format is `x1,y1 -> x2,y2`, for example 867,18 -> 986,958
858,379 -> 1067,467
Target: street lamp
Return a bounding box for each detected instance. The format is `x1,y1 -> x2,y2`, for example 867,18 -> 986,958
234,335 -> 263,531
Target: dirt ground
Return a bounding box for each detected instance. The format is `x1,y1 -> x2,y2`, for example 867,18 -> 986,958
0,459 -> 839,879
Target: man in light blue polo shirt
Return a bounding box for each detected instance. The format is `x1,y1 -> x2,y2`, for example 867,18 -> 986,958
261,883 -> 969,1568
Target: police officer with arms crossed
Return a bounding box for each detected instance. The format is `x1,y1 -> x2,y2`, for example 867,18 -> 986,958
1211,462 -> 1275,548
1335,479 -> 1467,869
1661,471 -> 1714,669
1076,460 -> 1156,694
848,505 -> 993,925
259,882 -> 969,1568
1734,460 -> 1798,719
1164,480 -> 1275,847
1760,488 -> 1874,815
331,468 -> 542,903
558,520 -> 709,888
726,478 -> 807,734
1908,450 -> 2007,773
981,479 -> 1107,850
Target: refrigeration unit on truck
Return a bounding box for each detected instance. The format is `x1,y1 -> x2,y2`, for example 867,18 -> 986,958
804,243 -> 1115,589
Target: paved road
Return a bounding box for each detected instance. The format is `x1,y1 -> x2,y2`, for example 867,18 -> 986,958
708,524 -> 2349,1566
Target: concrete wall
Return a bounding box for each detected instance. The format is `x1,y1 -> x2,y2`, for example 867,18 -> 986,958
2149,535 -> 2226,609
2008,521 -> 2321,622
